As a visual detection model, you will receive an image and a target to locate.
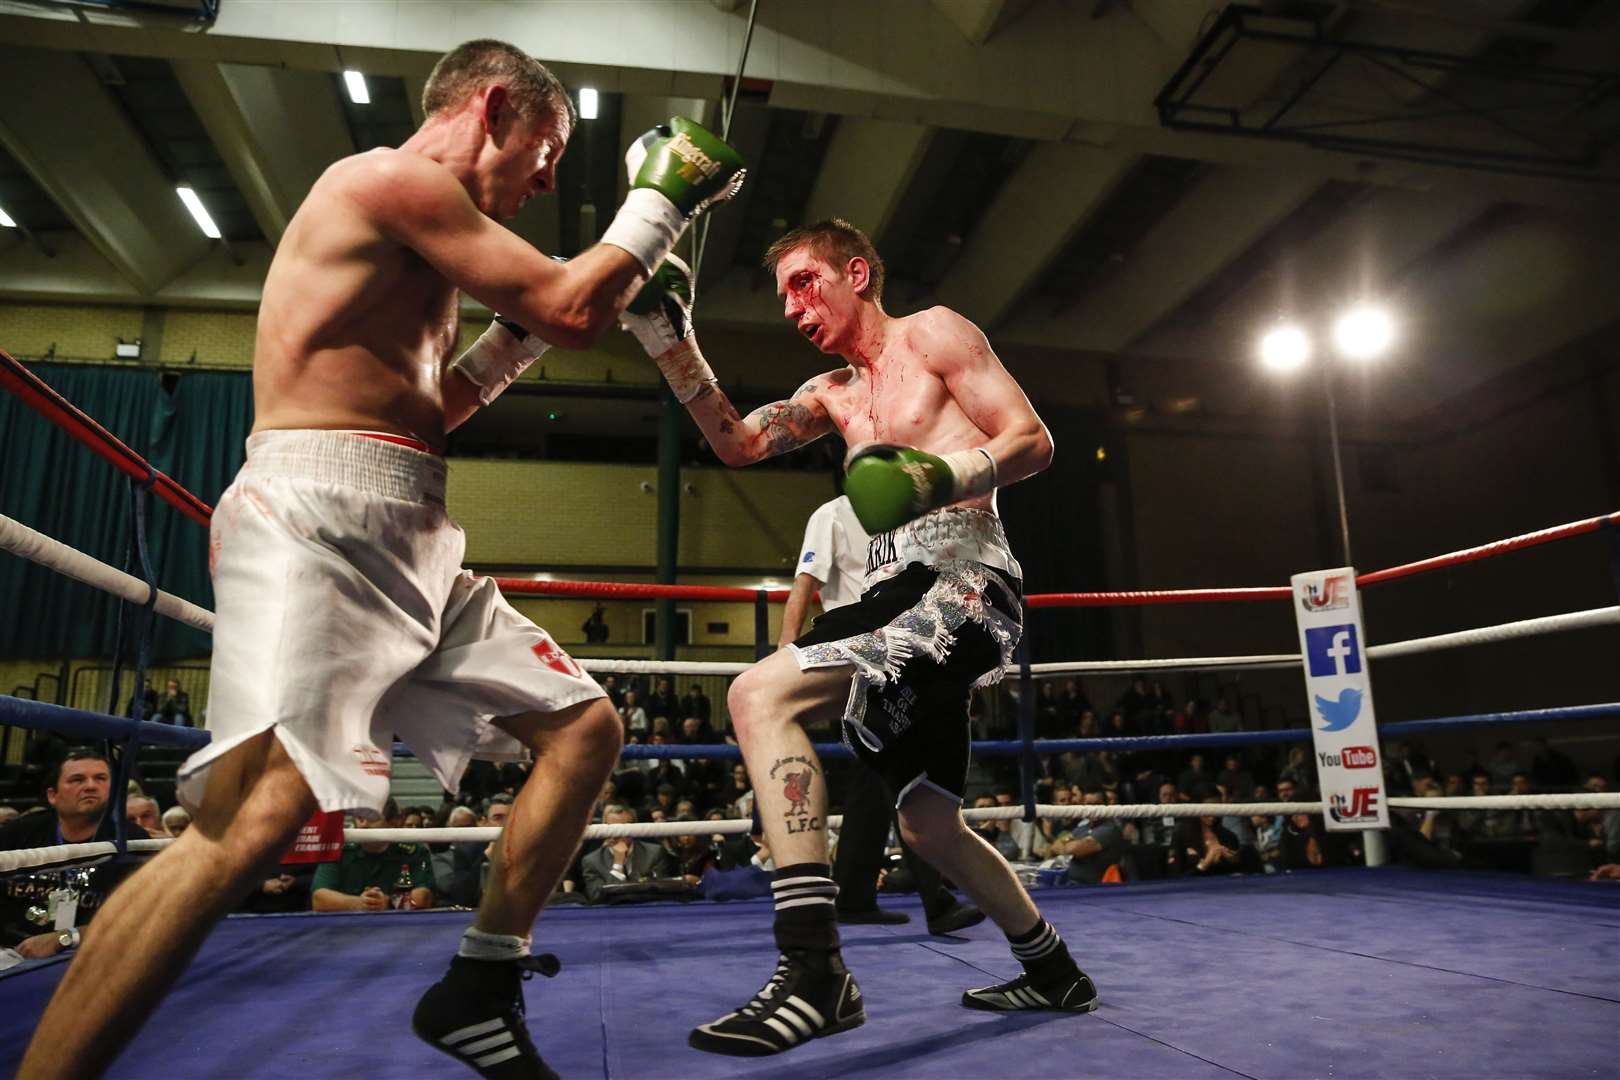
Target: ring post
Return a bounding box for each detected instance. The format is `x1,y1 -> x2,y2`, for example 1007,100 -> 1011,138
1016,599 -> 1037,823
753,590 -> 770,661
112,476 -> 161,855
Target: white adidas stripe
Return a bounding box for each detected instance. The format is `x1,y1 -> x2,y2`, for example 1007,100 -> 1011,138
473,1046 -> 522,1068
785,994 -> 826,1028
775,1004 -> 813,1039
763,1016 -> 799,1045
458,1031 -> 515,1055
441,1017 -> 507,1045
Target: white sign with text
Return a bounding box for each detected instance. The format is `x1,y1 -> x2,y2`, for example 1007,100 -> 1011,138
1292,567 -> 1389,832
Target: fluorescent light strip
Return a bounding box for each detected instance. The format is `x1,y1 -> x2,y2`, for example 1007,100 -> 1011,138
344,70 -> 370,105
0,205 -> 14,228
175,187 -> 221,239
578,87 -> 598,120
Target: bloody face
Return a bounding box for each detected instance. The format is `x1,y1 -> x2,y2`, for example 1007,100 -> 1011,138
775,248 -> 864,355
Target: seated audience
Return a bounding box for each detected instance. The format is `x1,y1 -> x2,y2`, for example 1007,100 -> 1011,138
126,794 -> 167,838
581,805 -> 674,902
1058,788 -> 1127,884
311,804 -> 435,911
161,806 -> 191,838
1,749 -> 147,960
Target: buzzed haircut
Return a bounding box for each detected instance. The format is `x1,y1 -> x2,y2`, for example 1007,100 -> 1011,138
54,748 -> 110,788
423,39 -> 576,130
763,218 -> 887,302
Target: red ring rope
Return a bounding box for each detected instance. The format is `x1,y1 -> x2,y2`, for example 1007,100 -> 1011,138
3,349 -> 1613,606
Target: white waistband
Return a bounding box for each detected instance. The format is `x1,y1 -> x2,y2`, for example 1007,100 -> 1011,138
865,507 -> 1021,584
243,430 -> 447,506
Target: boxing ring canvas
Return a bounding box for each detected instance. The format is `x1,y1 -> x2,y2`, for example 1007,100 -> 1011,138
3,868 -> 1615,1078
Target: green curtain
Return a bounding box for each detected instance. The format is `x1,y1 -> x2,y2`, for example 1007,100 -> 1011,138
147,370 -> 255,658
998,406 -> 1110,663
0,363 -> 253,662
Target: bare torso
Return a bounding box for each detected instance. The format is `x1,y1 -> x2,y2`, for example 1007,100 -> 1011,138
800,309 -> 997,513
252,150 -> 460,449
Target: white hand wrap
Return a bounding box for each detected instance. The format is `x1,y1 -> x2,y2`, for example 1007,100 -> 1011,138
654,339 -> 719,405
600,188 -> 686,276
450,318 -> 552,406
940,448 -> 997,500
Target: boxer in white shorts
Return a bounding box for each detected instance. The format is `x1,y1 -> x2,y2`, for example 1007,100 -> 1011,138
18,39 -> 744,1080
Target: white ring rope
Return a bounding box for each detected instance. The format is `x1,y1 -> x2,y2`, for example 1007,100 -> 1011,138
2,515 -> 1614,678
1364,606 -> 1620,661
5,794 -> 1617,876
0,514 -> 214,633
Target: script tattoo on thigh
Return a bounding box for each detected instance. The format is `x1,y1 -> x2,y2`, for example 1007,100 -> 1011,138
769,755 -> 822,834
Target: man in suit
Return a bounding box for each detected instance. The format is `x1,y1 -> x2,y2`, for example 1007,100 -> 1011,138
581,805 -> 673,902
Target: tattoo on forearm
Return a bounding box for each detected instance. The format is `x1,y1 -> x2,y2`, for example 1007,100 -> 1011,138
687,381 -> 716,403
718,418 -> 734,434
769,755 -> 823,834
757,401 -> 818,457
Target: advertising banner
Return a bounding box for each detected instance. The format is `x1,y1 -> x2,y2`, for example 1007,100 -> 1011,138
1292,567 -> 1389,832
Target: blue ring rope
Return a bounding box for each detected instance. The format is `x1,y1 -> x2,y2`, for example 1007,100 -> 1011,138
1,696 -> 1612,762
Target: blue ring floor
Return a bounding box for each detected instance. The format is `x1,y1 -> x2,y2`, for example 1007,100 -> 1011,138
3,868 -> 1616,1078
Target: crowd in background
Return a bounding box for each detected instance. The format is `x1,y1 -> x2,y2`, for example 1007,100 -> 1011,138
3,671 -> 1618,951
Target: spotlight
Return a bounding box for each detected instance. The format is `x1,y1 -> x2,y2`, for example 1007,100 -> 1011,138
0,205 -> 14,228
578,87 -> 598,120
176,187 -> 221,239
343,70 -> 370,105
1260,325 -> 1311,372
1333,305 -> 1395,360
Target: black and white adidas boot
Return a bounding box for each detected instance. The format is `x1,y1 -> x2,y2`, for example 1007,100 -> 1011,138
412,954 -> 562,1078
962,968 -> 1099,1013
689,951 -> 865,1056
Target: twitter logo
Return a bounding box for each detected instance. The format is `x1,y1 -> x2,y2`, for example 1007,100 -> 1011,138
1314,688 -> 1364,732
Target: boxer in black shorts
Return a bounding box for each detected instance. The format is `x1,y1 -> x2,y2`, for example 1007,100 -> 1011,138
620,217 -> 1098,1057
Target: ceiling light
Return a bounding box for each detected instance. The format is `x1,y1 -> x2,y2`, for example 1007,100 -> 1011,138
0,205 -> 14,228
1259,324 -> 1311,373
343,70 -> 370,105
578,87 -> 598,120
175,187 -> 221,239
1333,305 -> 1395,360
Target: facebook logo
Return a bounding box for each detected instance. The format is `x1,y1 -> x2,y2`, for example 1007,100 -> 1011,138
1305,624 -> 1362,676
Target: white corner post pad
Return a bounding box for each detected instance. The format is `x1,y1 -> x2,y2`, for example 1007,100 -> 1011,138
654,339 -> 719,405
450,318 -> 553,406
940,447 -> 997,499
600,188 -> 687,276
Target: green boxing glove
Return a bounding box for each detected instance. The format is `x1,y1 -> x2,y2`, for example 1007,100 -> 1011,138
843,442 -> 998,534
601,117 -> 747,276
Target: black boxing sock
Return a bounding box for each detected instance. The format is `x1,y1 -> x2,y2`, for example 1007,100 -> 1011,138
1007,917 -> 1075,984
772,863 -> 841,958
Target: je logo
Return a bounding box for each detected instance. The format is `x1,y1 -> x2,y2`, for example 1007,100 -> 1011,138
1329,787 -> 1381,823
1313,688 -> 1364,732
1305,624 -> 1362,676
801,550 -> 815,564
1300,573 -> 1350,613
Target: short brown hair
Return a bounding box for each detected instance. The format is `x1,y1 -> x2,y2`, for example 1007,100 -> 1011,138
423,39 -> 575,130
763,218 -> 886,302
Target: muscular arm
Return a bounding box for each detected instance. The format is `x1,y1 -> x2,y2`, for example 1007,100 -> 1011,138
348,153 -> 645,351
779,572 -> 821,646
667,339 -> 835,467
918,308 -> 1054,487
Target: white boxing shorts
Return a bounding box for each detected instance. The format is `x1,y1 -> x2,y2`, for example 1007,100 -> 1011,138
176,430 -> 605,818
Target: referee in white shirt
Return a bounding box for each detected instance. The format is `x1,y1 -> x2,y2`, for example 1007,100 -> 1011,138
781,493 -> 983,934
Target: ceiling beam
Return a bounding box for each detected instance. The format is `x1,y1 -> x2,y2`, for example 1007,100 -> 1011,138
0,46 -> 208,294
929,0 -> 1039,44
170,59 -> 290,244
934,142 -> 1136,331
803,118 -> 934,241
1004,166 -> 1324,352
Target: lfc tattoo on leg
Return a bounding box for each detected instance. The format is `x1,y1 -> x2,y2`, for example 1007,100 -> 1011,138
769,756 -> 823,835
